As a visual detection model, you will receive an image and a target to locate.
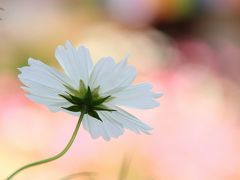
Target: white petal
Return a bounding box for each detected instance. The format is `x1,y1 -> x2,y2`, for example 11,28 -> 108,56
19,68 -> 65,91
106,106 -> 153,134
110,83 -> 160,109
25,93 -> 80,116
89,56 -> 136,95
27,58 -> 75,87
18,58 -> 74,90
82,115 -> 110,141
55,41 -> 93,86
82,112 -> 125,141
102,57 -> 137,95
88,57 -> 115,90
26,94 -> 71,111
18,58 -> 74,112
25,94 -> 67,106
152,92 -> 163,98
22,86 -> 61,99
98,111 -> 124,138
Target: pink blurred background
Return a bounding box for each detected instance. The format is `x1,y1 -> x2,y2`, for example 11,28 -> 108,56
0,0 -> 240,179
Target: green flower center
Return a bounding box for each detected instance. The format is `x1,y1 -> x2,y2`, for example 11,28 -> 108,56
59,80 -> 115,121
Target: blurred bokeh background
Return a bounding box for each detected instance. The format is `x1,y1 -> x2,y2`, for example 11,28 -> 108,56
1,0 -> 240,179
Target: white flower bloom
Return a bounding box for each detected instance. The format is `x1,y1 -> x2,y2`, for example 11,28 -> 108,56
18,41 -> 162,141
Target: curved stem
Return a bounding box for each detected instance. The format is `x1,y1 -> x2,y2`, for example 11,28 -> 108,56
7,113 -> 84,180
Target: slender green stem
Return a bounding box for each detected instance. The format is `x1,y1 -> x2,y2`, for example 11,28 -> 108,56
6,113 -> 84,180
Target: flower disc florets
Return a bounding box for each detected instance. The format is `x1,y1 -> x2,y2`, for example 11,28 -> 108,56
59,80 -> 115,121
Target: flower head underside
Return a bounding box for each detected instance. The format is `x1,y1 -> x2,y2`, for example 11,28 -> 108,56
59,80 -> 115,121
18,41 -> 162,140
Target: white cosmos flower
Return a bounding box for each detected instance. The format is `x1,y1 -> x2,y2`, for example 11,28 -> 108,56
18,41 -> 162,141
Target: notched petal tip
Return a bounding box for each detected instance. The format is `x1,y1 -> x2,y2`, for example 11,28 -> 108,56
121,54 -> 130,63
56,40 -> 75,53
77,44 -> 90,50
17,67 -> 22,72
65,40 -> 77,51
142,130 -> 152,135
139,121 -> 153,132
17,73 -> 23,80
65,40 -> 73,45
152,101 -> 160,108
145,125 -> 154,131
20,86 -> 29,91
153,92 -> 164,98
28,57 -> 37,64
103,137 -> 111,141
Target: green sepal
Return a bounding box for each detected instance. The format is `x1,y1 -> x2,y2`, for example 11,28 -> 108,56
88,110 -> 102,122
67,93 -> 84,105
78,80 -> 87,97
63,80 -> 87,98
84,86 -> 92,105
92,95 -> 111,106
63,85 -> 80,96
62,105 -> 81,112
59,94 -> 76,105
104,96 -> 115,102
94,105 -> 116,112
60,81 -> 115,122
91,86 -> 100,99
